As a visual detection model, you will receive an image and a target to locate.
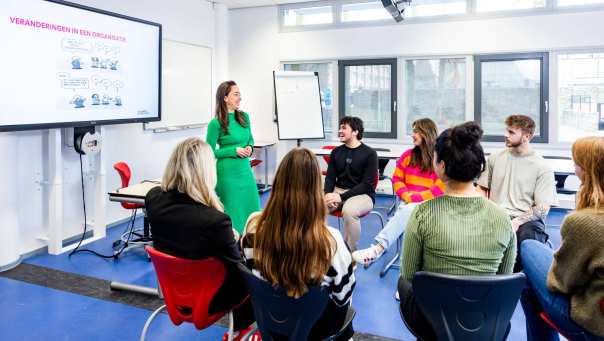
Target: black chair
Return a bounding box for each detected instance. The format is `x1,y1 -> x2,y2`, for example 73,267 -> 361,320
237,263 -> 355,341
408,271 -> 525,341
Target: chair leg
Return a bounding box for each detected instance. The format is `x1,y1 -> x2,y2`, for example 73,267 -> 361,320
140,304 -> 166,341
227,311 -> 234,341
380,235 -> 401,278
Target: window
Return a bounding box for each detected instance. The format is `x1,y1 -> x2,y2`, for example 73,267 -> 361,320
283,62 -> 334,133
282,6 -> 333,27
476,0 -> 546,12
405,0 -> 467,17
558,53 -> 604,142
475,53 -> 549,142
341,2 -> 391,22
557,0 -> 604,6
339,59 -> 397,138
406,58 -> 467,134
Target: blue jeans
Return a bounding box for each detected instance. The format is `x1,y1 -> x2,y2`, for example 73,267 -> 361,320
375,203 -> 418,249
521,240 -> 601,341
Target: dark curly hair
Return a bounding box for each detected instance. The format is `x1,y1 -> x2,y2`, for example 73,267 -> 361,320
434,121 -> 486,182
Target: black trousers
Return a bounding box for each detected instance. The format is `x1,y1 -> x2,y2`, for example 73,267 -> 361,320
398,277 -> 437,341
272,300 -> 354,341
514,219 -> 549,272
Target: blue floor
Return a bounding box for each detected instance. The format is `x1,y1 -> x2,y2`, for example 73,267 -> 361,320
3,193 -> 569,340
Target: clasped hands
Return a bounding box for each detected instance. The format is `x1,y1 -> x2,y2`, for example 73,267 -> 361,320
325,192 -> 342,209
236,146 -> 253,158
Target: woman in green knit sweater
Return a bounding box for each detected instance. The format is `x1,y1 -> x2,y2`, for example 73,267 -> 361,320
398,122 -> 517,340
206,81 -> 260,233
521,136 -> 604,340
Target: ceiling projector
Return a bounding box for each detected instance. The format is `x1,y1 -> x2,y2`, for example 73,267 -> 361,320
381,0 -> 412,22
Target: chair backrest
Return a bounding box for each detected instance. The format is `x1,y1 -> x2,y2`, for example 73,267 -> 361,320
237,263 -> 329,341
113,162 -> 132,188
146,246 -> 228,330
321,145 -> 337,165
412,271 -> 526,341
113,162 -> 143,210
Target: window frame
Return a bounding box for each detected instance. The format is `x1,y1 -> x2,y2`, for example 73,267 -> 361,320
474,52 -> 550,143
338,58 -> 398,139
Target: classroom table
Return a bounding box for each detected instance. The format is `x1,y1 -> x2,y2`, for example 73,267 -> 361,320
254,141 -> 276,193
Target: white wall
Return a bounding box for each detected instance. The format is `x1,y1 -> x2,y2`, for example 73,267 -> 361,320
229,6 -> 604,171
4,0 -> 228,256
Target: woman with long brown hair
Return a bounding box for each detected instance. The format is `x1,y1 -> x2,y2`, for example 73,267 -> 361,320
520,136 -> 604,340
241,147 -> 356,340
353,118 -> 444,269
206,80 -> 260,233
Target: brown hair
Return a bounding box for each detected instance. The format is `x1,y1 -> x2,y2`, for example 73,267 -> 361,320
572,136 -> 604,211
505,114 -> 535,136
251,148 -> 335,297
409,118 -> 438,173
214,80 -> 247,134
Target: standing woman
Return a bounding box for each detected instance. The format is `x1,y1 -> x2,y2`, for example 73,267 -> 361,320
207,81 -> 261,233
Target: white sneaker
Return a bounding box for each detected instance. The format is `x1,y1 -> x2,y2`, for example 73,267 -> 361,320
395,290 -> 400,301
352,244 -> 385,266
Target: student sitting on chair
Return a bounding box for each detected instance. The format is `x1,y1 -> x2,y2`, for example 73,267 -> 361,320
398,122 -> 517,340
324,116 -> 378,251
241,148 -> 356,341
520,136 -> 604,340
353,118 -> 444,266
477,114 -> 558,272
145,138 -> 255,341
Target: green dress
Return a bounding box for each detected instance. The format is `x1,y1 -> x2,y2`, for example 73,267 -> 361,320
206,112 -> 261,233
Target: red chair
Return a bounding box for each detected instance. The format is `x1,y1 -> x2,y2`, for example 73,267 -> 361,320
320,145 -> 337,175
114,162 -> 145,210
141,247 -> 244,341
113,162 -> 151,252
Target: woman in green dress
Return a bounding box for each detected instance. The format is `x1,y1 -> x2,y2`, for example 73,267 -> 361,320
206,80 -> 261,233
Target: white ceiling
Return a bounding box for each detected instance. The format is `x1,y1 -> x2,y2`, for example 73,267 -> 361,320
217,0 -> 318,9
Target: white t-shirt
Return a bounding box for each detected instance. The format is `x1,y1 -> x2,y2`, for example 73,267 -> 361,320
477,148 -> 558,218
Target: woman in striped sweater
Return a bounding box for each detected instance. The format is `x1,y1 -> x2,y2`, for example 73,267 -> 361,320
353,118 -> 444,266
241,148 -> 356,341
398,122 -> 517,340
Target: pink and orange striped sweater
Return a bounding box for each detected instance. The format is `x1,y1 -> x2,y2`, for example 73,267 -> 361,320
392,149 -> 445,203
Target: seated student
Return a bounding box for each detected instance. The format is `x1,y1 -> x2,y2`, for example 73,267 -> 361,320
324,116 -> 378,251
398,122 -> 517,340
145,138 -> 254,341
520,136 -> 604,341
242,148 -> 356,341
477,114 -> 558,271
353,118 -> 444,266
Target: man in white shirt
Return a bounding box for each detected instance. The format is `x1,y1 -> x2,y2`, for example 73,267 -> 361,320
477,114 -> 558,272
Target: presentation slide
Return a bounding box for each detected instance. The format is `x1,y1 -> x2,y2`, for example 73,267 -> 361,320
0,0 -> 160,129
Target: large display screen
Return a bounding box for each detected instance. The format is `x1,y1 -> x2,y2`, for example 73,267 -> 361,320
0,0 -> 161,131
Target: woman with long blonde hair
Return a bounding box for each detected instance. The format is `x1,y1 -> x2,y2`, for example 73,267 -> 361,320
241,147 -> 356,340
520,136 -> 604,340
145,138 -> 255,340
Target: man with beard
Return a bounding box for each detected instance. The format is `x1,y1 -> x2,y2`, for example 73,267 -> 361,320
324,116 -> 378,251
477,114 -> 557,272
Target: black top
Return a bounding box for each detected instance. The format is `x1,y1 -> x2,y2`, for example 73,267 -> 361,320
145,187 -> 246,314
324,143 -> 378,203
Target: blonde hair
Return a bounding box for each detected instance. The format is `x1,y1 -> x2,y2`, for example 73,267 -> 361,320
572,136 -> 604,211
161,138 -> 223,211
252,148 -> 335,297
